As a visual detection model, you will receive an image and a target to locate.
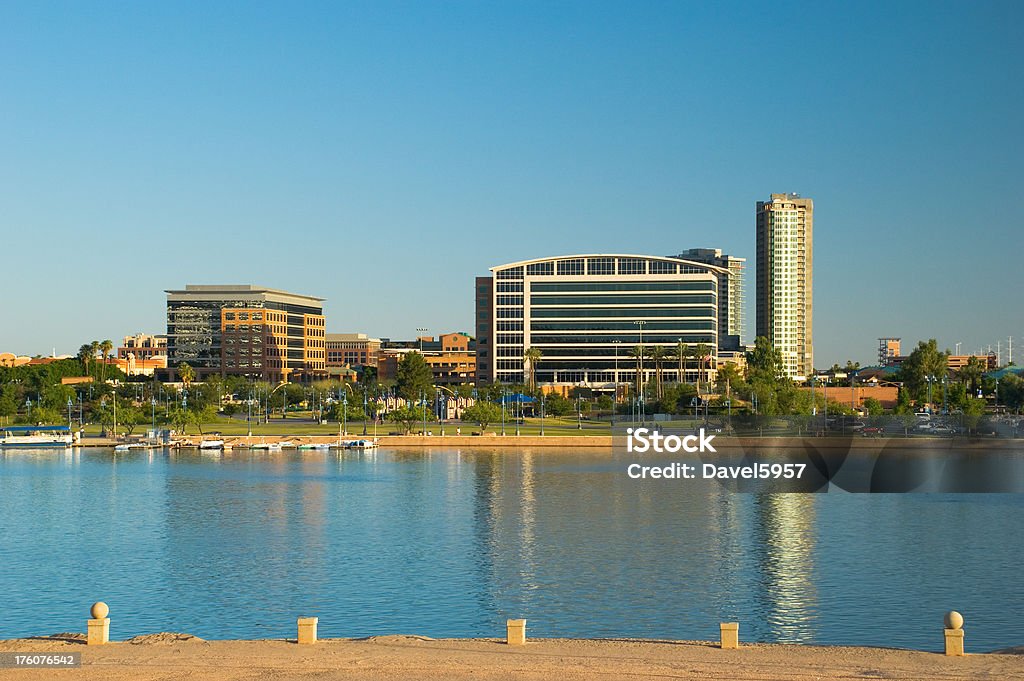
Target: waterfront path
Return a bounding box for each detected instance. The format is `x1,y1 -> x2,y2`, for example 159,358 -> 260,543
1,635 -> 1021,680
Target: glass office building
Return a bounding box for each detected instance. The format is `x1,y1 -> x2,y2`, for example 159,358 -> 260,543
166,285 -> 326,383
475,255 -> 727,389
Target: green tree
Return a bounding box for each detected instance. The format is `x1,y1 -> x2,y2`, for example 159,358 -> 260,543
118,406 -> 144,436
395,353 -> 434,402
0,387 -> 17,425
997,374 -> 1024,411
898,339 -> 949,402
168,408 -> 190,434
746,337 -> 786,385
717,363 -> 745,397
862,397 -> 884,416
188,405 -> 217,435
460,401 -> 502,432
893,387 -> 914,415
957,356 -> 986,394
544,393 -> 573,417
387,404 -> 429,434
359,366 -> 378,387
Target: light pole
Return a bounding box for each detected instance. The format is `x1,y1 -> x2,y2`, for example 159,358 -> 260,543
501,388 -> 506,436
67,398 -> 73,430
540,394 -> 545,436
416,328 -> 428,353
514,392 -> 520,437
634,320 -> 646,396
343,393 -> 348,436
612,339 -> 620,426
151,396 -> 157,435
926,375 -> 937,410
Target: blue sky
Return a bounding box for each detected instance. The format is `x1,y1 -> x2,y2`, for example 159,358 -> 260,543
1,1 -> 1021,366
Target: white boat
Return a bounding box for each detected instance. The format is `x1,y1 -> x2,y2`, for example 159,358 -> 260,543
298,443 -> 331,450
344,439 -> 379,450
199,439 -> 225,450
0,426 -> 74,448
115,443 -> 152,452
250,441 -> 283,451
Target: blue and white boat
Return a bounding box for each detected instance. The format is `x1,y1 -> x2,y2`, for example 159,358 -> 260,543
0,425 -> 74,448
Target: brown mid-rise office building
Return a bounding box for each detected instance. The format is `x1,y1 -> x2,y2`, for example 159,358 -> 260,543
326,333 -> 382,368
165,285 -> 326,383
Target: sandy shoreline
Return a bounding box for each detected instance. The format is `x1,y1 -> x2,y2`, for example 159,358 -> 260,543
1,635 -> 1021,680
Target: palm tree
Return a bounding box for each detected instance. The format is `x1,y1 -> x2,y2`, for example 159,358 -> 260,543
675,341 -> 693,384
958,356 -> 985,395
99,339 -> 113,382
178,362 -> 195,389
78,344 -> 93,376
694,342 -> 711,393
628,345 -> 646,396
89,341 -> 100,379
650,346 -> 667,399
523,347 -> 542,392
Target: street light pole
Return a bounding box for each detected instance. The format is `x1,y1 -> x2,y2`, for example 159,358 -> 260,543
634,320 -> 646,393
612,339 -> 620,426
540,394 -> 545,436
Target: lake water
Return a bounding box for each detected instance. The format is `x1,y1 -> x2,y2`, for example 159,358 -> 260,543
0,446 -> 1021,651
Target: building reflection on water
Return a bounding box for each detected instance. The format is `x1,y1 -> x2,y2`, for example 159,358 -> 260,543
752,494 -> 818,641
465,449 -> 819,641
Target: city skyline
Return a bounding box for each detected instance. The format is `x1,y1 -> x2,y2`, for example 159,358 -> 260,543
2,2 -> 1022,365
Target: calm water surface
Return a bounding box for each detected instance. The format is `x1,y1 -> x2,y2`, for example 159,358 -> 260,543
0,447 -> 1021,651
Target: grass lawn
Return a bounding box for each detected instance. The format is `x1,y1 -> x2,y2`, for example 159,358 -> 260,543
83,414 -> 614,437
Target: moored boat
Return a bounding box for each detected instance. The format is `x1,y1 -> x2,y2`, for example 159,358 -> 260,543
0,425 -> 74,448
343,438 -> 379,450
199,439 -> 225,450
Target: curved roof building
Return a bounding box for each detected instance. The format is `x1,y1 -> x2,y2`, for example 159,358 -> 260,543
475,254 -> 729,390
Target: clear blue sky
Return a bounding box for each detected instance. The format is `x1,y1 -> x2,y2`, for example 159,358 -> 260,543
2,1 -> 1021,366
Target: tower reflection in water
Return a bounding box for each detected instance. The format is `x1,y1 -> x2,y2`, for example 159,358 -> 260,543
468,450 -> 820,642
752,494 -> 818,641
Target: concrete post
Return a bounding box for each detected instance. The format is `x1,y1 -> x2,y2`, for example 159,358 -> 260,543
87,602 -> 110,645
506,619 -> 526,646
297,617 -> 318,645
944,611 -> 964,656
720,622 -> 739,649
